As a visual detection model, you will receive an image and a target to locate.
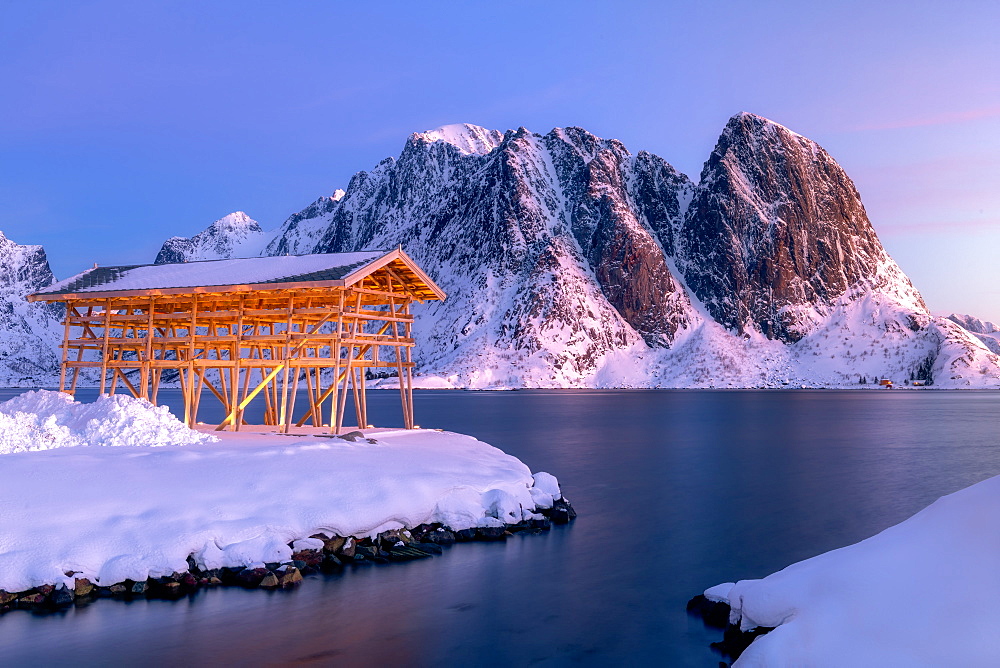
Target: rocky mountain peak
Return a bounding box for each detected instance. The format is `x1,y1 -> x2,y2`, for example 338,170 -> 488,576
0,231 -> 54,296
0,230 -> 62,384
680,112 -> 925,341
412,123 -> 504,155
140,114 -> 996,388
155,212 -> 265,264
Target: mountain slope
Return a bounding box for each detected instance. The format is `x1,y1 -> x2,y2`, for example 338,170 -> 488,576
142,117 -> 1000,389
0,231 -> 63,385
155,212 -> 265,264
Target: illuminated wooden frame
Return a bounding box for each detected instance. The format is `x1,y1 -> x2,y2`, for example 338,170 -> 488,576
27,249 -> 445,433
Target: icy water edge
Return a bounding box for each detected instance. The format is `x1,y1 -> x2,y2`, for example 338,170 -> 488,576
1,389 -> 999,666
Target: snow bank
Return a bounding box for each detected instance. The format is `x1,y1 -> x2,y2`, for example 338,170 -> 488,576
709,475 -> 1000,665
0,390 -> 216,454
0,426 -> 557,593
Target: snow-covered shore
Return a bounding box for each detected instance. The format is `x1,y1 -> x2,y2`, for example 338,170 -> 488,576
0,392 -> 569,599
696,474 -> 1000,665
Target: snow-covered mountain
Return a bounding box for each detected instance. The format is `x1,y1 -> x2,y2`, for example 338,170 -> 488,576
155,211 -> 266,264
946,314 -> 1000,355
0,114 -> 984,390
150,115 -> 1000,388
0,232 -> 63,385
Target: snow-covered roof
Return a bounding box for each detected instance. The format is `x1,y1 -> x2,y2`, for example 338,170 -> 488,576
28,249 -> 445,301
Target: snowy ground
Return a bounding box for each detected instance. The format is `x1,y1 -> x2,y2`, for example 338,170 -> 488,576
706,474 -> 1000,665
0,392 -> 559,594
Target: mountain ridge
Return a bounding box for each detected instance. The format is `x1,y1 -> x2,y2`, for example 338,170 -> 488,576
0,114 -> 995,389
148,114 -> 1000,389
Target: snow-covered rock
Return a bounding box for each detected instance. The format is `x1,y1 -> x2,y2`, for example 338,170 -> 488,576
0,231 -> 63,386
709,473 -> 1000,665
947,313 -> 1000,355
155,211 -> 266,264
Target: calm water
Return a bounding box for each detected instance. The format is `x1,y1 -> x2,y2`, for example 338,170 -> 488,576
2,389 -> 1000,666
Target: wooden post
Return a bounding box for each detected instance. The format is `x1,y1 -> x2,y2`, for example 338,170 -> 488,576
186,296 -> 198,426
232,294 -> 245,431
98,299 -> 112,395
58,305 -> 72,393
404,299 -> 415,428
141,297 -> 154,399
329,289 -> 344,433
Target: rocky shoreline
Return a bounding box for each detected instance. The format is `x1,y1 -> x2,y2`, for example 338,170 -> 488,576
686,594 -> 773,663
0,497 -> 576,614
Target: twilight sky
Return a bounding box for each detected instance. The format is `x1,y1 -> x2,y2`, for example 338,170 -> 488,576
1,1 -> 998,320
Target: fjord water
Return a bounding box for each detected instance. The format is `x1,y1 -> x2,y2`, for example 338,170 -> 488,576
3,390 -> 1000,666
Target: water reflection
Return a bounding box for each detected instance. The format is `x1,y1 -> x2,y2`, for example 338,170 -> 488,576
1,389 -> 999,665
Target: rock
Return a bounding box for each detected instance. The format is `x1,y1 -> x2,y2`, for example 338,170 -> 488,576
355,545 -> 378,560
236,567 -> 270,588
131,581 -> 149,595
550,499 -> 577,524
354,545 -> 389,563
276,567 -> 302,587
710,623 -> 774,660
259,573 -> 280,589
208,576 -> 222,586
423,528 -> 456,545
377,528 -> 411,550
338,430 -> 365,442
687,594 -> 730,628
174,572 -> 198,591
453,528 -> 477,542
17,592 -> 48,607
0,590 -> 17,605
320,554 -> 343,573
37,584 -> 55,596
409,542 -> 443,555
336,537 -> 356,560
109,584 -> 128,597
529,516 -> 552,531
52,586 -> 75,606
291,548 -> 323,568
386,545 -> 432,562
321,536 -> 347,555
409,523 -> 436,542
475,526 -> 507,541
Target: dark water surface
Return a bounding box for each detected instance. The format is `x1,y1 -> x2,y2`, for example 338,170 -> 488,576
2,389 -> 1000,666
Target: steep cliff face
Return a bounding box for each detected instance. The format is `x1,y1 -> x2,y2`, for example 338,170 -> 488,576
947,313 -> 1000,355
149,116 -> 1000,389
0,231 -> 62,385
251,123 -> 702,385
680,112 -> 924,342
155,212 -> 265,264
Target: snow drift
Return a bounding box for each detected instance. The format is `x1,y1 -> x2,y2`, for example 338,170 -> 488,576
708,474 -> 1000,665
0,390 -> 216,454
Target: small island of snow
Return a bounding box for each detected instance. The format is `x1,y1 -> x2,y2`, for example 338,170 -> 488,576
0,391 -> 569,597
